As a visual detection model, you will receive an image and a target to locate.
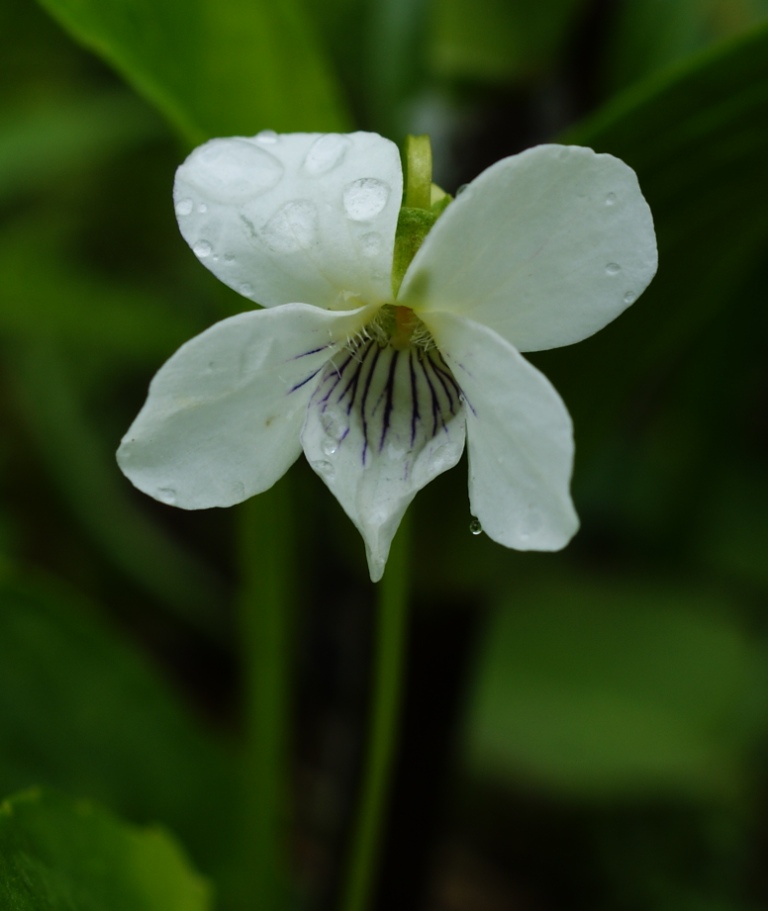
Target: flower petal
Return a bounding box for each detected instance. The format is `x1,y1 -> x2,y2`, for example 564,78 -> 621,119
400,144 -> 657,352
302,340 -> 466,581
174,132 -> 402,311
425,311 -> 578,549
117,303 -> 374,509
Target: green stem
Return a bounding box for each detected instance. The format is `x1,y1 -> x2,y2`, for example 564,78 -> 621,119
237,479 -> 294,911
340,515 -> 411,911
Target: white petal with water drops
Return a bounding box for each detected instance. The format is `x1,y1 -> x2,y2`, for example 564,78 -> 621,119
426,311 -> 578,550
117,303 -> 374,509
400,144 -> 657,352
301,343 -> 466,581
174,132 -> 402,311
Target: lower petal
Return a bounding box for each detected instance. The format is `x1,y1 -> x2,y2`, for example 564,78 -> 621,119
301,339 -> 466,581
425,311 -> 578,550
117,303 -> 373,509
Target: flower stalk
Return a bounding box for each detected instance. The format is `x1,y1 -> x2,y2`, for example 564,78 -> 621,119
237,481 -> 294,911
340,514 -> 411,911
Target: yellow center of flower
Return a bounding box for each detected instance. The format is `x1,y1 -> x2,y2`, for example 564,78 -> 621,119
362,304 -> 434,353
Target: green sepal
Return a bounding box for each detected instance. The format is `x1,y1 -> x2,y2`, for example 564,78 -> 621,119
392,206 -> 439,297
403,135 -> 433,210
392,136 -> 454,296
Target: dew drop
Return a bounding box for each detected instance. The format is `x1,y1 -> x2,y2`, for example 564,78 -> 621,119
193,240 -> 213,258
304,133 -> 351,175
197,202 -> 208,214
255,129 -> 278,144
623,290 -> 637,305
175,197 -> 194,217
240,282 -> 254,296
456,183 -> 469,196
260,200 -> 319,253
605,192 -> 617,206
158,487 -> 177,505
180,138 -> 283,203
321,411 -> 345,438
605,262 -> 621,276
360,232 -> 383,257
312,459 -> 335,478
223,254 -> 236,265
469,516 -> 482,536
321,437 -> 338,456
343,178 -> 390,221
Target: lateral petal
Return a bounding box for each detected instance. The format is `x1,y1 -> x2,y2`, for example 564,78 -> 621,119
400,144 -> 657,352
117,303 -> 374,509
174,132 -> 403,311
302,341 -> 466,581
425,311 -> 578,550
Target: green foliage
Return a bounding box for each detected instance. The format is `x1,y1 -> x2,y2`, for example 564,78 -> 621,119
0,574 -> 238,873
429,0 -> 587,83
464,571 -> 764,797
35,0 -> 350,142
0,790 -> 210,910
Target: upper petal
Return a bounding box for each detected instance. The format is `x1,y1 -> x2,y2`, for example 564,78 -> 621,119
425,311 -> 578,550
117,303 -> 374,509
174,132 -> 403,311
301,340 -> 466,581
400,144 -> 657,352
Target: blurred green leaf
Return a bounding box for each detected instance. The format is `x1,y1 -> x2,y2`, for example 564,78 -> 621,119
604,0 -> 768,93
8,338 -> 225,636
429,0 -> 587,83
0,789 -> 210,910
0,572 -> 236,875
0,91 -> 164,204
0,219 -> 201,360
35,0 -> 349,142
464,571 -> 763,797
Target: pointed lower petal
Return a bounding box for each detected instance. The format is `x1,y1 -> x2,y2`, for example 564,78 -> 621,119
426,312 -> 578,550
118,303 -> 373,509
302,341 -> 466,581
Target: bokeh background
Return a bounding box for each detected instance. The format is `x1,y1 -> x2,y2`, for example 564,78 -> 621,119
3,0 -> 768,908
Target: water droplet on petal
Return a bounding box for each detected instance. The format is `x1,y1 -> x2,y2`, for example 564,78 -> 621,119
623,290 -> 637,305
304,133 -> 351,175
321,411 -> 345,438
343,178 -> 390,221
312,459 -> 335,478
182,138 -> 283,203
240,282 -> 254,297
321,437 -> 338,456
469,517 -> 483,535
605,262 -> 621,276
197,202 -> 208,214
605,192 -> 617,206
175,197 -> 194,216
255,129 -> 278,144
261,200 -> 319,253
158,487 -> 177,505
456,183 -> 469,196
193,240 -> 213,258
360,232 -> 383,257
223,254 -> 236,265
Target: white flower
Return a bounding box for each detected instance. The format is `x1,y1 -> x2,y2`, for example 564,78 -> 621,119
117,131 -> 657,581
